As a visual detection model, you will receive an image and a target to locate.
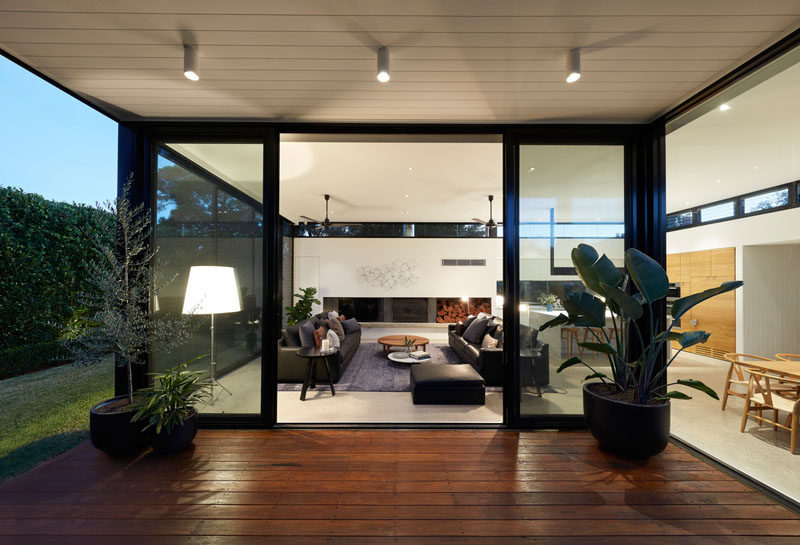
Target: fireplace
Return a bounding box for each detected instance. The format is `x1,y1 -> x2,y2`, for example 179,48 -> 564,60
392,298 -> 428,323
323,297 -> 490,323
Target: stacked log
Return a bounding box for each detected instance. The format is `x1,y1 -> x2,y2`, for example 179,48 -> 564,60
435,298 -> 492,323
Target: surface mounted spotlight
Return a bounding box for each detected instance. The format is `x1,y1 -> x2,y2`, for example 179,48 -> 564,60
183,45 -> 199,81
566,48 -> 581,83
377,46 -> 390,83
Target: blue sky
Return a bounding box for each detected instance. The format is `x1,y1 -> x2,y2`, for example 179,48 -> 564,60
0,55 -> 117,206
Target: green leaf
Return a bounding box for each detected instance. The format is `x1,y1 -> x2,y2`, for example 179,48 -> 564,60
571,244 -> 602,294
625,248 -> 669,303
664,391 -> 692,400
671,281 -> 743,320
677,379 -> 719,400
583,372 -> 609,382
655,331 -> 682,343
577,342 -> 617,355
677,330 -> 711,349
539,313 -> 572,331
600,282 -> 643,319
591,254 -> 624,293
563,292 -> 606,328
556,357 -> 584,373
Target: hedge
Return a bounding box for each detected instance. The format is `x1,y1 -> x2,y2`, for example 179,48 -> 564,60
0,186 -> 112,363
0,341 -> 71,380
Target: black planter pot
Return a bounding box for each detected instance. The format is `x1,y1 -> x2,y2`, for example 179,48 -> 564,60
583,383 -> 671,458
148,410 -> 199,455
89,395 -> 148,455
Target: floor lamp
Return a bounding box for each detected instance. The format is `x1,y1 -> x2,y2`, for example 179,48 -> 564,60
182,266 -> 242,404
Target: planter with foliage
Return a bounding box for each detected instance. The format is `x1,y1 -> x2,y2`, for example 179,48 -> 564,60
132,362 -> 211,454
541,244 -> 742,458
537,293 -> 560,312
72,176 -> 194,455
285,287 -> 321,326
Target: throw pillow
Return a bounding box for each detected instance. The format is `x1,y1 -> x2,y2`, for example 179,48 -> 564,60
454,320 -> 466,335
462,316 -> 489,344
328,316 -> 345,341
341,318 -> 361,334
337,314 -> 346,322
283,324 -> 301,347
462,315 -> 476,330
326,329 -> 340,349
327,310 -> 339,320
481,334 -> 499,349
298,321 -> 316,348
313,326 -> 326,348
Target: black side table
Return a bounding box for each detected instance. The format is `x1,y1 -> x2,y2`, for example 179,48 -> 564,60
297,346 -> 338,401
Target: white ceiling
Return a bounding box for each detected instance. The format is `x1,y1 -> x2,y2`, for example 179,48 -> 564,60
1,1 -> 799,122
666,56 -> 800,212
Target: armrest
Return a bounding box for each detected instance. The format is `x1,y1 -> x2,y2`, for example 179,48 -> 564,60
448,324 -> 457,332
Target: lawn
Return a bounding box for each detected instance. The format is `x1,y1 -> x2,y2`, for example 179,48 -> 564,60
0,359 -> 114,482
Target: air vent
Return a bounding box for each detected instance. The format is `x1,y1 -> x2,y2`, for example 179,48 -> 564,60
441,259 -> 486,267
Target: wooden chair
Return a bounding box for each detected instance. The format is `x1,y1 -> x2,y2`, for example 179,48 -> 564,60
740,369 -> 800,454
722,353 -> 772,410
776,354 -> 800,361
561,327 -> 580,357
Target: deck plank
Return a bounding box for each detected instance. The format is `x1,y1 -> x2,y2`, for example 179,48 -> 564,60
0,430 -> 796,542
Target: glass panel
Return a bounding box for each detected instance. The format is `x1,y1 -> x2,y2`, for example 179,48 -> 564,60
742,187 -> 789,214
699,201 -> 735,222
154,144 -> 263,414
518,145 -> 624,417
667,211 -> 693,230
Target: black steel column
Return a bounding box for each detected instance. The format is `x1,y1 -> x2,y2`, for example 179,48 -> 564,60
502,131 -> 520,425
261,129 -> 280,426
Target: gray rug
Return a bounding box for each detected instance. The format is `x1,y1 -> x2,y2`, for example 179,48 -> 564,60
278,343 -> 466,393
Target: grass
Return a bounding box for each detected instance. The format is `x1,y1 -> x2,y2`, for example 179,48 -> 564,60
0,358 -> 114,483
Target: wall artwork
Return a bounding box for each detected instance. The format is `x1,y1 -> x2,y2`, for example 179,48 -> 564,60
356,259 -> 419,290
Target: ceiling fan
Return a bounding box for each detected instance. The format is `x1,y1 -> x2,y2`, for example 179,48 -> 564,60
472,195 -> 502,230
300,194 -> 332,228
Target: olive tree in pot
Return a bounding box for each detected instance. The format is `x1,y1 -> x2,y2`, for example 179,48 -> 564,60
70,175 -> 194,454
132,362 -> 212,454
541,244 -> 742,458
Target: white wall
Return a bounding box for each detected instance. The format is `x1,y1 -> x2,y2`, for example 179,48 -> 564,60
666,208 -> 800,352
742,245 -> 800,356
293,237 -> 503,316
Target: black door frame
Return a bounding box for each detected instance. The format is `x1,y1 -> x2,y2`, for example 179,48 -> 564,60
118,121 -> 664,429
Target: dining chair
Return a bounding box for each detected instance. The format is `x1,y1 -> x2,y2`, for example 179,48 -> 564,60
740,369 -> 800,454
562,327 -> 580,357
776,354 -> 800,361
722,353 -> 772,410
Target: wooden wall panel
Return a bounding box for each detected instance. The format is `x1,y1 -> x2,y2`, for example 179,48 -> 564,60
690,250 -> 711,278
711,247 -> 735,277
666,253 -> 681,283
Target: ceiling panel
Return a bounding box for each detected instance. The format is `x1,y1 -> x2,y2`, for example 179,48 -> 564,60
1,0 -> 799,122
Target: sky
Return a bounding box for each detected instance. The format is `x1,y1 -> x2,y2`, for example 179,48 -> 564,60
0,55 -> 117,206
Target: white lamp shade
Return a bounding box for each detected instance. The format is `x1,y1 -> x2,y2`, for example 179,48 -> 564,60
182,266 -> 242,315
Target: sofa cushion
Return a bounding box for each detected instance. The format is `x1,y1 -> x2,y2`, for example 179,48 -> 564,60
298,321 -> 316,348
327,317 -> 345,341
341,318 -> 361,335
454,320 -> 466,335
464,343 -> 481,359
463,316 -> 489,344
411,363 -> 485,386
462,315 -> 476,330
313,326 -> 326,348
283,324 -> 301,347
481,334 -> 498,349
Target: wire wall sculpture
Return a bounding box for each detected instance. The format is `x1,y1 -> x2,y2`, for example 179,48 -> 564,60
356,259 -> 419,291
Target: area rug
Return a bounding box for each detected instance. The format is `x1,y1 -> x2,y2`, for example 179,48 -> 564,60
278,343 -> 481,393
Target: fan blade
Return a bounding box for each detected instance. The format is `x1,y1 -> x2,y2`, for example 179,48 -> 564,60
300,215 -> 320,223
472,217 -> 488,225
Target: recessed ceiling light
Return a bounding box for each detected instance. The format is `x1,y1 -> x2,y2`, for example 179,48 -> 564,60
715,179 -> 724,183
403,194 -> 409,198
528,167 -> 536,172
408,166 -> 414,171
719,103 -> 731,111
753,166 -> 758,170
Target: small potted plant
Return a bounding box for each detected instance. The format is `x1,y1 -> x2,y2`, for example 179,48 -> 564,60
131,361 -> 212,454
403,336 -> 415,355
541,244 -> 742,458
285,287 -> 321,326
537,293 -> 560,312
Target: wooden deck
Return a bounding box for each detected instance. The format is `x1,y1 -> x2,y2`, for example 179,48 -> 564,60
1,430 -> 798,544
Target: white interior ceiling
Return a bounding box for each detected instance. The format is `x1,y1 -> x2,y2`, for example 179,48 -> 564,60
1,1 -> 799,122
666,56 -> 800,212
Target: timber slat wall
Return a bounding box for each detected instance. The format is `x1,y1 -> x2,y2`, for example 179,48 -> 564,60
0,430 -> 798,543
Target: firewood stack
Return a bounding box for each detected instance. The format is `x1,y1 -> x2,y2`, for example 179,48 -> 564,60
435,298 -> 492,323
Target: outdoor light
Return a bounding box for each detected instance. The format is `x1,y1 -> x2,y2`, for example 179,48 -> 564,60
183,45 -> 199,81
377,46 -> 390,83
182,266 -> 242,403
566,48 -> 581,83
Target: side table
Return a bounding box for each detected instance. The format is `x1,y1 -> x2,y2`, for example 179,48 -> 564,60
297,346 -> 338,401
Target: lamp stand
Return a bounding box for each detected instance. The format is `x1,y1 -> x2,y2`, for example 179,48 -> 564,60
208,313 -> 233,405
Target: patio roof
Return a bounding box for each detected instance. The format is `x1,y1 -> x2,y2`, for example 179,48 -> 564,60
1,1 -> 799,122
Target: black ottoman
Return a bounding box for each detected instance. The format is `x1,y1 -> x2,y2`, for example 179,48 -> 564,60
410,363 -> 485,405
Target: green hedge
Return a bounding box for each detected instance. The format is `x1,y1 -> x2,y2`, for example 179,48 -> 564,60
0,186 -> 112,361
0,341 -> 71,380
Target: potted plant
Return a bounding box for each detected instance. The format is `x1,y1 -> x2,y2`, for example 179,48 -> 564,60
541,243 -> 742,458
403,336 -> 415,355
537,293 -> 560,312
131,362 -> 212,454
285,286 -> 321,325
70,175 -> 194,454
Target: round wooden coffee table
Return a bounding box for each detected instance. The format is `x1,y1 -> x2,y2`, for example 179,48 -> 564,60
377,335 -> 429,355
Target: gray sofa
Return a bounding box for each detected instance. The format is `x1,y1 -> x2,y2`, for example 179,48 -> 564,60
277,313 -> 361,382
448,316 -> 549,389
